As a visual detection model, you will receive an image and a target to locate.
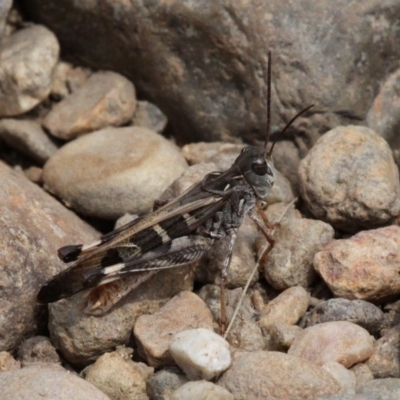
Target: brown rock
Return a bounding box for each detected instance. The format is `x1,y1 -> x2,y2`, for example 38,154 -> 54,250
322,361 -> 356,395
42,127 -> 188,219
314,226 -> 400,302
18,336 -> 60,366
0,161 -> 97,352
132,100 -> 167,133
172,381 -> 234,400
218,351 -> 340,400
0,352 -> 21,372
259,286 -> 310,329
299,125 -> 400,232
288,321 -> 374,368
350,363 -> 374,391
0,0 -> 12,40
43,71 -> 136,140
181,142 -> 241,165
367,325 -> 400,378
0,119 -> 57,164
83,350 -> 153,400
0,25 -> 59,116
134,291 -> 214,367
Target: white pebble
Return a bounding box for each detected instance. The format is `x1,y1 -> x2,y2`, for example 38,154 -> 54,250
169,328 -> 231,380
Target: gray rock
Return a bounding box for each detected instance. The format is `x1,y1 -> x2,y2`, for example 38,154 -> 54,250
43,71 -> 136,140
314,226 -> 400,302
0,0 -> 11,41
146,367 -> 188,400
172,381 -> 234,400
262,216 -> 334,289
42,127 -> 188,219
367,325 -> 400,379
0,25 -> 59,116
0,119 -> 57,164
302,298 -> 385,336
358,378 -> 400,400
19,1 -> 400,145
83,350 -> 153,400
299,125 -> 400,232
132,100 -> 167,133
0,364 -> 111,400
48,267 -> 192,366
351,363 -> 374,391
18,336 -> 60,366
218,351 -> 340,400
0,161 -> 97,352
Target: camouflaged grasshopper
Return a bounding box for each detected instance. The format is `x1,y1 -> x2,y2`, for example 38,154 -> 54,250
37,53 -> 312,333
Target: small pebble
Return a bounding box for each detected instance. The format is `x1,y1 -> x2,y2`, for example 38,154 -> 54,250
172,381 -> 234,400
169,328 -> 231,381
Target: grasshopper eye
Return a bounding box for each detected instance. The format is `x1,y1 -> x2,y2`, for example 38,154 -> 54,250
252,160 -> 269,176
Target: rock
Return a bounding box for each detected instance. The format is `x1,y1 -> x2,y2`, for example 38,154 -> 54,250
268,323 -> 303,351
0,352 -> 21,372
367,325 -> 400,378
181,142 -> 241,165
315,395 -> 368,400
42,127 -> 188,219
18,336 -> 60,366
314,226 -> 400,302
132,100 -> 167,133
169,328 -> 231,380
0,25 -> 59,116
171,381 -> 234,400
0,119 -> 57,164
24,166 -> 43,183
50,61 -> 91,100
218,351 -> 340,400
302,298 -> 385,336
322,361 -> 356,394
0,0 -> 11,40
0,161 -> 97,352
0,364 -> 111,400
350,363 -> 374,391
367,68 -> 400,164
43,71 -> 136,140
262,216 -> 334,289
146,366 -> 188,400
82,350 -> 153,400
198,285 -> 266,352
299,125 -> 400,232
266,168 -> 295,205
134,291 -> 214,367
358,378 -> 400,400
288,321 -> 374,368
259,286 -> 310,330
48,267 -> 192,366
19,2 -> 400,144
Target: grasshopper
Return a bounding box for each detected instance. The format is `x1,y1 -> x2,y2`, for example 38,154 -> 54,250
37,53 -> 312,333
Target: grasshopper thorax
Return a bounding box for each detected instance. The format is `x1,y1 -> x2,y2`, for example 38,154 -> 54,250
234,146 -> 273,200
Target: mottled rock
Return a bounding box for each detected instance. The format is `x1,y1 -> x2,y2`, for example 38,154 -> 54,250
19,1 -> 400,145
0,0 -> 11,40
322,361 -> 356,394
43,71 -> 136,140
42,127 -> 188,219
350,363 -> 374,391
48,267 -> 192,366
302,298 -> 385,336
259,286 -> 310,330
0,364 -> 110,400
18,336 -> 60,366
367,325 -> 400,378
181,142 -> 240,165
0,352 -> 21,372
146,367 -> 188,400
0,25 -> 59,116
299,126 -> 400,231
263,217 -> 334,289
314,226 -> 400,302
269,323 -> 303,351
172,381 -> 233,400
0,161 -> 97,352
288,321 -> 374,368
132,100 -> 167,133
358,378 -> 400,400
218,351 -> 340,400
83,350 -> 153,400
134,291 -> 214,367
0,119 -> 57,164
170,329 -> 231,380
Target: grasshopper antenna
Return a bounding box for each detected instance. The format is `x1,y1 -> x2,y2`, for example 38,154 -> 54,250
267,104 -> 314,157
264,51 -> 272,152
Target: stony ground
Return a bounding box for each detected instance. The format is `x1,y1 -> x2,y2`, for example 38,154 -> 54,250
1,2 -> 400,400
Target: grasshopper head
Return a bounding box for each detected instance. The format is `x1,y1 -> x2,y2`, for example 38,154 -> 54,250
234,146 -> 274,200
